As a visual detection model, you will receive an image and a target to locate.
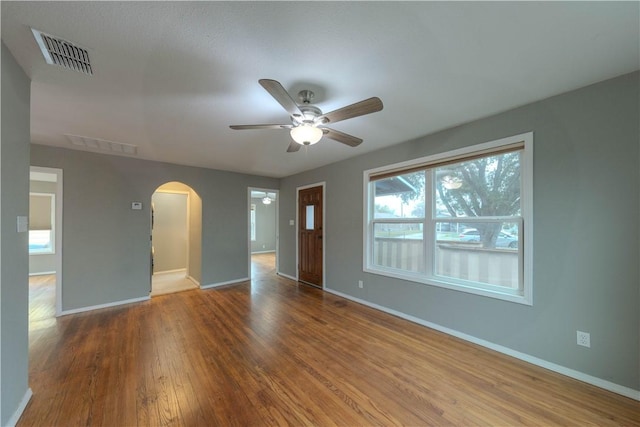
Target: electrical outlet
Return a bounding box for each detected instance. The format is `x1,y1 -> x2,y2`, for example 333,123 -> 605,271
358,280 -> 363,289
577,331 -> 590,348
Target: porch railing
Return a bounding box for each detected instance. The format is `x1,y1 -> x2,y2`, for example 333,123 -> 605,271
373,238 -> 519,289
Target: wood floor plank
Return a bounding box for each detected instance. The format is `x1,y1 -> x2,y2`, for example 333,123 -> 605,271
21,254 -> 640,426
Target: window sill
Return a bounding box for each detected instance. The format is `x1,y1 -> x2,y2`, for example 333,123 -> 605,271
29,250 -> 55,256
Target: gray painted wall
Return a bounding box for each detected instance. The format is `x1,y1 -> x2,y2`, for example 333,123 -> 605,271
29,180 -> 57,275
152,192 -> 188,273
279,72 -> 640,392
251,197 -> 276,253
1,42 -> 31,425
30,145 -> 279,311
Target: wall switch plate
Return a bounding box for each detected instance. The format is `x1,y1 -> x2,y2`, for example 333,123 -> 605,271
17,216 -> 28,232
289,219 -> 295,226
577,331 -> 591,348
131,202 -> 142,210
358,280 -> 363,289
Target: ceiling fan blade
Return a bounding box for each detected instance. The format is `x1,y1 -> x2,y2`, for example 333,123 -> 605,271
286,141 -> 302,153
259,79 -> 304,119
229,124 -> 292,130
318,97 -> 383,125
322,127 -> 363,147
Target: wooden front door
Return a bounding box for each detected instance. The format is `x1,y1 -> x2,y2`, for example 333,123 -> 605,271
298,185 -> 323,287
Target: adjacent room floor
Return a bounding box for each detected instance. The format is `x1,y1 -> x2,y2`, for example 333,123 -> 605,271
151,269 -> 198,297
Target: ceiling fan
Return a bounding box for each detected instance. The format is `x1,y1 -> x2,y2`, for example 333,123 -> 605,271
230,79 -> 383,152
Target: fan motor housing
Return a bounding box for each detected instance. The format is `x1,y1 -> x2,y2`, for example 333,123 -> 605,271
293,105 -> 323,124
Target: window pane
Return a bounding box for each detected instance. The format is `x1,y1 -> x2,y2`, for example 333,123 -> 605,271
435,221 -> 465,242
366,134 -> 531,303
305,205 -> 314,230
435,151 -> 521,218
435,221 -> 520,290
374,171 -> 425,219
29,230 -> 53,254
372,223 -> 424,273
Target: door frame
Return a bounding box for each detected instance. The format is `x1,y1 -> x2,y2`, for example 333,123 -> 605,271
247,187 -> 279,279
296,182 -> 325,288
30,166 -> 63,316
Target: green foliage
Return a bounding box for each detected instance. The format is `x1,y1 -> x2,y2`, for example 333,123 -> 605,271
377,151 -> 521,248
375,204 -> 396,215
437,152 -> 521,247
399,171 -> 425,204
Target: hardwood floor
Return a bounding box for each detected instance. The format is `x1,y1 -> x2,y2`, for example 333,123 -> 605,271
21,254 -> 639,426
28,274 -> 57,349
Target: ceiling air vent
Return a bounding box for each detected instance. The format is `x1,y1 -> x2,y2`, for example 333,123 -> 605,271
66,134 -> 137,156
31,28 -> 93,75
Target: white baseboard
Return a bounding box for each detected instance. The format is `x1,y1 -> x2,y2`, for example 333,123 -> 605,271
28,271 -> 56,276
324,287 -> 640,401
251,250 -> 276,254
186,275 -> 200,286
277,272 -> 297,282
6,388 -> 32,427
201,277 -> 249,289
153,268 -> 187,275
58,296 -> 150,317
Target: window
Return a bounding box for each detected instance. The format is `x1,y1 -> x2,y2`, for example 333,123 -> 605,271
29,193 -> 55,254
250,204 -> 257,241
364,133 -> 533,304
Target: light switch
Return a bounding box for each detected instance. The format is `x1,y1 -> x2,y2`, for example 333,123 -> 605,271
131,202 -> 143,210
17,216 -> 28,233
289,219 -> 295,226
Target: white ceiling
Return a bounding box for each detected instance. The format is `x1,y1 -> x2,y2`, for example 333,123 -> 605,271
2,2 -> 638,178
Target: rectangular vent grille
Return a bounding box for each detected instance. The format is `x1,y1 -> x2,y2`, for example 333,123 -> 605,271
31,28 -> 93,75
66,134 -> 137,155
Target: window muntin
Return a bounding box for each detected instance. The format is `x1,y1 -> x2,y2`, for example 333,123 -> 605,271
365,133 -> 532,304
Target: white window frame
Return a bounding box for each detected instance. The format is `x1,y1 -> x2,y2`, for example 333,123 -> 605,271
250,203 -> 257,242
363,132 -> 533,305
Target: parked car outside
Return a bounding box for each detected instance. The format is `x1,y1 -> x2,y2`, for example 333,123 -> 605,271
458,229 -> 518,248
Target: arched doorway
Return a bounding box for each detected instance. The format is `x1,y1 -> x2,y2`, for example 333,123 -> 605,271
150,181 -> 202,296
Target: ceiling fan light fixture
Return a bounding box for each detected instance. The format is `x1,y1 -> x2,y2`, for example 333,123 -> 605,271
231,79 -> 383,152
290,124 -> 323,146
442,175 -> 463,189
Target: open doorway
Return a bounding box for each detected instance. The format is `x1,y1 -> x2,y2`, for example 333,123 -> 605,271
151,181 -> 202,296
28,167 -> 62,323
248,188 -> 278,280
